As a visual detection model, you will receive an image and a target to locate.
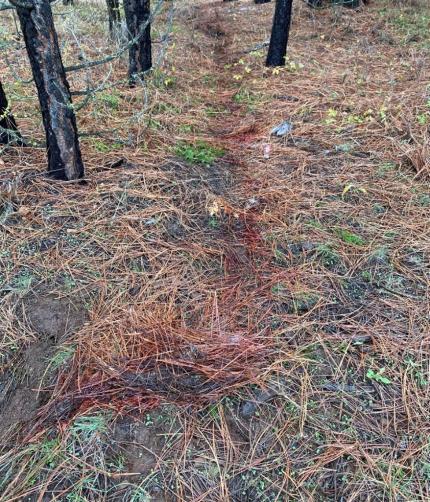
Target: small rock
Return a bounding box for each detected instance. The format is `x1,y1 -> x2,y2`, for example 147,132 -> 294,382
271,120 -> 293,137
335,143 -> 353,153
239,388 -> 278,419
240,401 -> 258,419
245,197 -> 259,210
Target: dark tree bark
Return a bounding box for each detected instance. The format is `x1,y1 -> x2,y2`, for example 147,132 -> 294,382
106,0 -> 121,37
266,0 -> 293,67
255,0 -> 271,4
0,79 -> 24,146
14,0 -> 84,180
123,0 -> 152,85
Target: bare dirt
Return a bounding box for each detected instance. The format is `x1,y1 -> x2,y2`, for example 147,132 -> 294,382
23,291 -> 88,341
0,291 -> 88,441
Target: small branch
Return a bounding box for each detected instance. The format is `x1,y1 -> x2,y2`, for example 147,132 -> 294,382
64,0 -> 165,73
8,0 -> 34,10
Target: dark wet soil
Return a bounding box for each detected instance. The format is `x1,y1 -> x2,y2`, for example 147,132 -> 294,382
0,290 -> 88,441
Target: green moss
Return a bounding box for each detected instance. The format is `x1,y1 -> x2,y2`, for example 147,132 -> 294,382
99,92 -> 120,110
92,140 -> 122,153
292,292 -> 320,313
335,228 -> 366,246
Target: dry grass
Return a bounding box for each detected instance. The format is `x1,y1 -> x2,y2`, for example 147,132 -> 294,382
0,0 -> 429,500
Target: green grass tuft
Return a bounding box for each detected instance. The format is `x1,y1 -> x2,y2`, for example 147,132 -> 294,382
175,141 -> 224,165
335,228 -> 366,246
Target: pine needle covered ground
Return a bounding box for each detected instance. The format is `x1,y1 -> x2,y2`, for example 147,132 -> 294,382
0,0 -> 429,500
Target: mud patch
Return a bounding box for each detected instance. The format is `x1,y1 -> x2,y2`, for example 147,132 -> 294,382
23,292 -> 88,342
0,338 -> 54,441
0,292 -> 88,440
111,418 -> 163,476
108,408 -> 179,500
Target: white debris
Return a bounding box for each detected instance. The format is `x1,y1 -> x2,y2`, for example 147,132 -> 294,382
271,120 -> 293,137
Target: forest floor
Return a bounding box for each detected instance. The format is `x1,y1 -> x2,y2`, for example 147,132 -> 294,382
0,0 -> 429,500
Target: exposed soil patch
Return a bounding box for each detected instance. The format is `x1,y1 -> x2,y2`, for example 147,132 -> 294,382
105,408 -> 183,501
111,416 -> 169,478
161,158 -> 236,197
23,291 -> 88,341
0,338 -> 54,442
0,292 -> 88,440
194,2 -> 234,64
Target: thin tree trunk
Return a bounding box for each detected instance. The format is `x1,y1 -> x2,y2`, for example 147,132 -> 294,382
255,0 -> 271,4
123,0 -> 152,85
14,0 -> 84,180
0,79 -> 24,146
106,0 -> 121,37
266,0 -> 293,67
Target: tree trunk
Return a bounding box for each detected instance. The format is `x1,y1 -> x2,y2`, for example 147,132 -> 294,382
266,0 -> 293,67
255,0 -> 271,4
123,0 -> 152,85
0,79 -> 24,146
15,0 -> 84,180
106,0 -> 121,37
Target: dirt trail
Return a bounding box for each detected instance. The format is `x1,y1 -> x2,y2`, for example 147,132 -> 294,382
193,0 -> 266,212
106,7 -> 272,490
193,3 -> 271,278
195,1 -> 262,139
